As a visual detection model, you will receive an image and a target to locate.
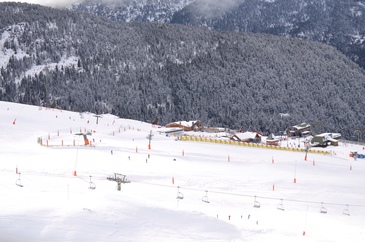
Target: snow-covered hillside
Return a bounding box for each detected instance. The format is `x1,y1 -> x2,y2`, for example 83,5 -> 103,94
0,101 -> 364,241
69,0 -> 195,23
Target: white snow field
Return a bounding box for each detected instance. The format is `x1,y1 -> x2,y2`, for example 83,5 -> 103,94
0,101 -> 364,242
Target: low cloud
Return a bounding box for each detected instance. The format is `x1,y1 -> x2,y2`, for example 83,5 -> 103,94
195,0 -> 246,17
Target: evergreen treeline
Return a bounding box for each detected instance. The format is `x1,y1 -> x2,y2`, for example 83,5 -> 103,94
1,2 -> 365,139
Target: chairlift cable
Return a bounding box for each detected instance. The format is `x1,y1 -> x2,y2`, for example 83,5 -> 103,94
132,180 -> 365,208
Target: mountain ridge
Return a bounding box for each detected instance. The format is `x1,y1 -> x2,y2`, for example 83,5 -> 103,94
69,0 -> 365,71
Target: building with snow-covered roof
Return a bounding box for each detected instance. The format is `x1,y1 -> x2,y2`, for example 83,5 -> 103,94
266,133 -> 280,146
165,120 -> 202,131
231,131 -> 261,143
286,123 -> 311,137
311,133 -> 342,147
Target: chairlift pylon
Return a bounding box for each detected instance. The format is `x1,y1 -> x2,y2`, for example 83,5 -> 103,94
320,202 -> 327,214
176,186 -> 184,199
343,204 -> 350,216
202,190 -> 209,203
277,199 -> 285,211
15,172 -> 23,187
253,196 -> 261,208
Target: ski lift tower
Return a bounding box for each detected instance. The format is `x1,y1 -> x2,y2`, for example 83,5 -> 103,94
75,132 -> 91,146
94,114 -> 102,125
107,173 -> 130,191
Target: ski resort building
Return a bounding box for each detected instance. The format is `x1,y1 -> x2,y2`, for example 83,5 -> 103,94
231,131 -> 261,143
286,123 -> 311,137
165,120 -> 203,131
310,133 -> 342,147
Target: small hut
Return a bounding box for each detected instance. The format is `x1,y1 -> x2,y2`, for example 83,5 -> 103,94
266,133 -> 279,146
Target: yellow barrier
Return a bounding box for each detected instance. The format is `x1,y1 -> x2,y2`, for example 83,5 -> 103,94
179,137 -> 332,155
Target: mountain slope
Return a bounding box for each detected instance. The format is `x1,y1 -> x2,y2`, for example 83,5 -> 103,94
68,0 -> 194,23
69,0 -> 365,72
171,0 -> 365,71
1,2 -> 365,139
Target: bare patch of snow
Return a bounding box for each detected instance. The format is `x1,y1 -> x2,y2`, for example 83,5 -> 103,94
14,56 -> 79,85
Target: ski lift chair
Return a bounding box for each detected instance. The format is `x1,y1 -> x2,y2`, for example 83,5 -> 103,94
343,205 -> 350,216
253,196 -> 261,208
89,182 -> 96,190
88,176 -> 96,190
320,202 -> 327,214
202,190 -> 210,203
277,199 -> 285,211
15,173 -> 23,187
176,186 -> 184,199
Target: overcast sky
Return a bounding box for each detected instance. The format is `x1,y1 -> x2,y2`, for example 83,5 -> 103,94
0,0 -> 82,7
0,0 -> 244,9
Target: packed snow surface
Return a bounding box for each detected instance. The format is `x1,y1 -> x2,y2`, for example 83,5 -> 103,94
0,101 -> 364,241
